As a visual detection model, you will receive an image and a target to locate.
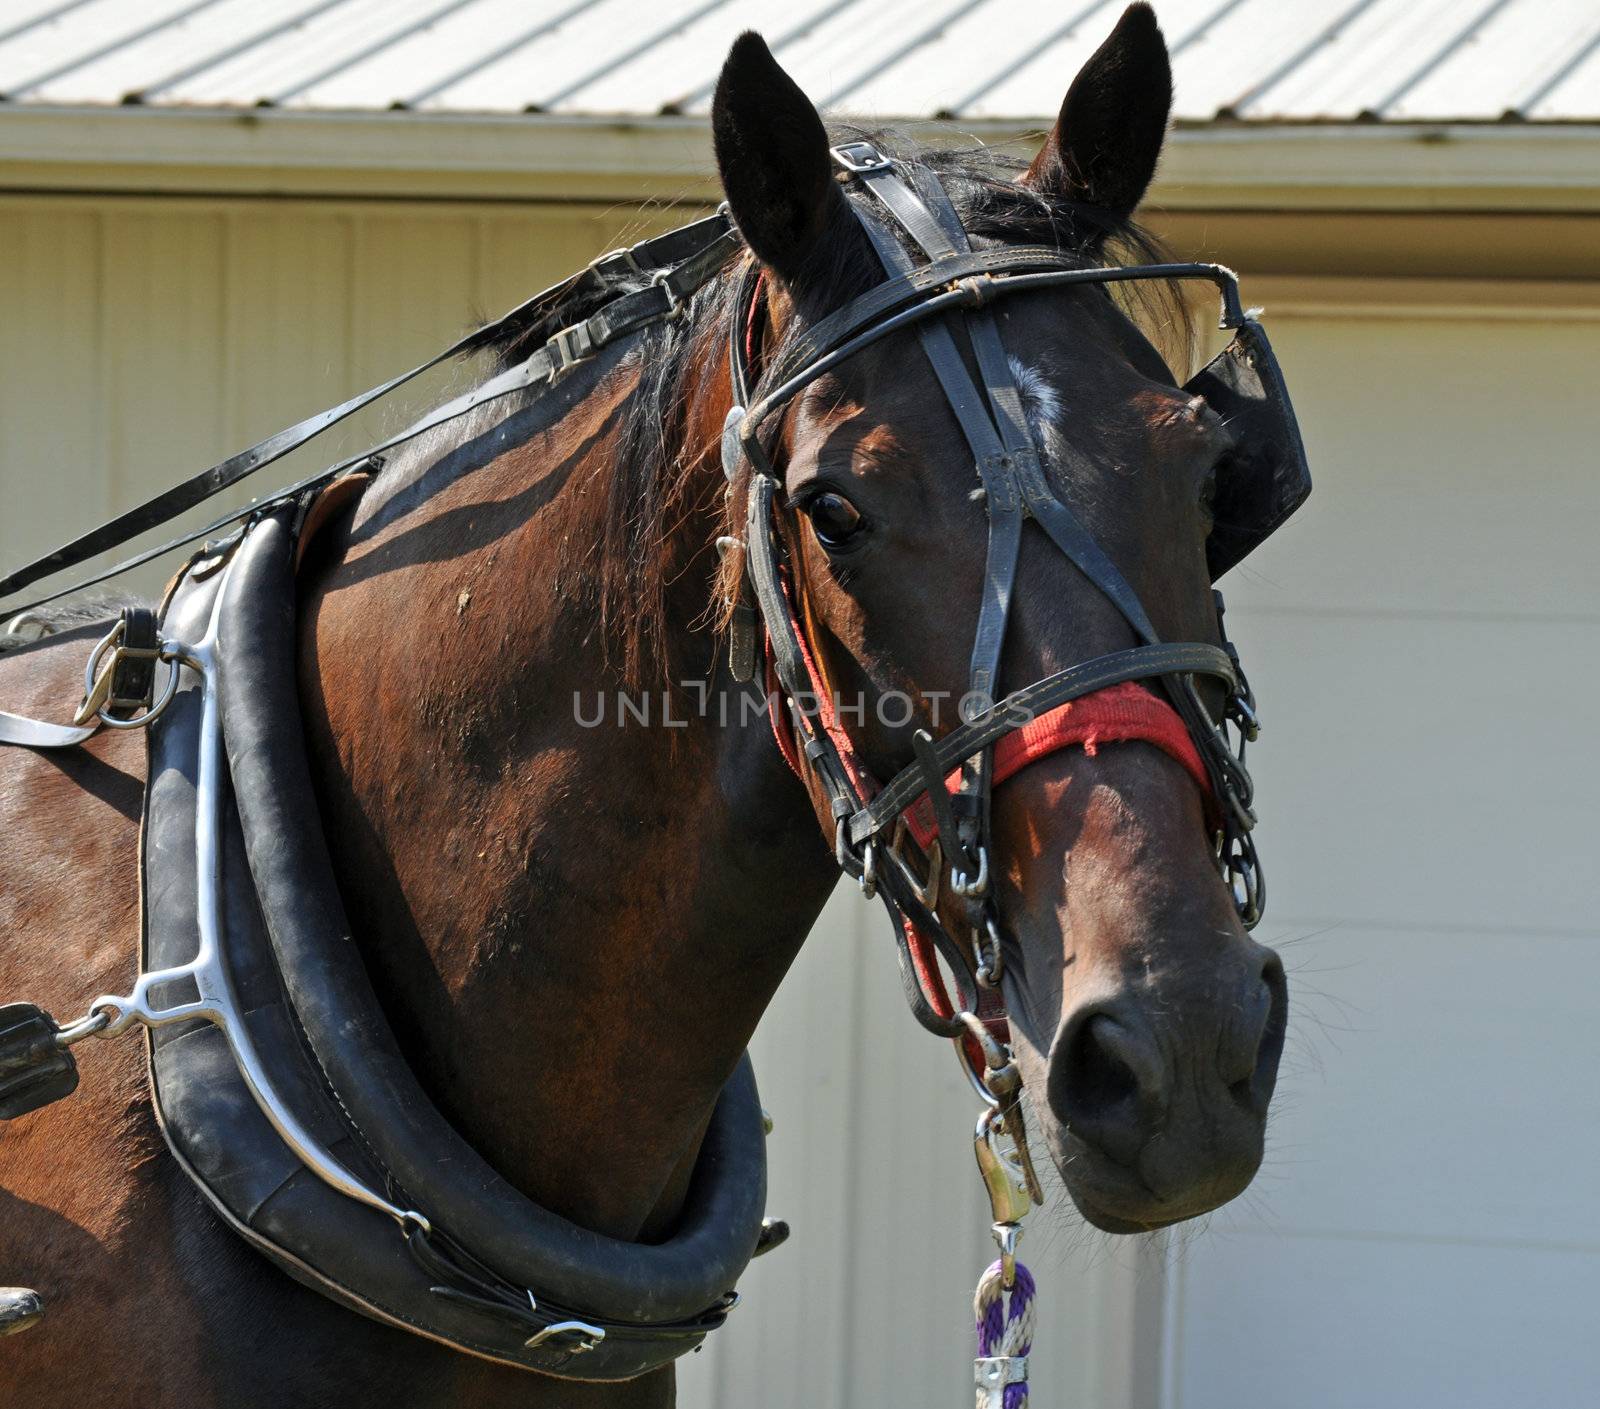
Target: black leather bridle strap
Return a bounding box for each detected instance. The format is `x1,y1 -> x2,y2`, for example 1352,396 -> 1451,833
842,162 -> 1024,880
834,142 -> 962,260
743,475 -> 864,834
762,256 -> 1244,401
845,197 -> 1025,708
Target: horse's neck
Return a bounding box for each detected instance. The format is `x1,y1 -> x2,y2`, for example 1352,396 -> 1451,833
297,351 -> 837,1242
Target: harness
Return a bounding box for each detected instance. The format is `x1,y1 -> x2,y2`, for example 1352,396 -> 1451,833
0,137 -> 1309,1384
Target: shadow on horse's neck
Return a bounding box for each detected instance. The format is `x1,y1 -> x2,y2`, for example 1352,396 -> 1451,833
296,329 -> 839,1246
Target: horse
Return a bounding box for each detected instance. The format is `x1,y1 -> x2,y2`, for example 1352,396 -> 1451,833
0,7 -> 1292,1404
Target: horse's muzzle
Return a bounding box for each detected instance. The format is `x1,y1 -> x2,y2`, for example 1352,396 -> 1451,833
1042,942 -> 1287,1229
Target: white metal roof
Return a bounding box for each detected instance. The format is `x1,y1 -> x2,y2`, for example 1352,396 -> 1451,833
0,0 -> 1596,121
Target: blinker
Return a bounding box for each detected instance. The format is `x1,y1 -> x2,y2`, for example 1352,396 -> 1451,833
1183,319 -> 1311,580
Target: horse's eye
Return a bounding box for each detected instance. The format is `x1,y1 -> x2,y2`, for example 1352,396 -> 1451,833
805,491 -> 867,551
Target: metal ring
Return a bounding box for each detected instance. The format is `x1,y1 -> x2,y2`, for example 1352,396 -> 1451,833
954,1035 -> 1002,1108
1,610 -> 54,645
397,1208 -> 434,1238
651,269 -> 688,321
80,618 -> 125,702
95,652 -> 181,731
53,1008 -> 111,1048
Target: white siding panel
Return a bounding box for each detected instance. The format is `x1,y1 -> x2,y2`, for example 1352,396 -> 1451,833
97,207 -> 230,517
1220,314 -> 1600,621
349,211 -> 479,385
1168,1234 -> 1600,1409
1159,305 -> 1600,1409
1237,610 -> 1600,933
220,209 -> 355,452
0,204 -> 104,567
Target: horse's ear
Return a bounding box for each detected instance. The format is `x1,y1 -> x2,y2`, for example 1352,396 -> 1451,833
1024,3 -> 1172,222
712,32 -> 845,288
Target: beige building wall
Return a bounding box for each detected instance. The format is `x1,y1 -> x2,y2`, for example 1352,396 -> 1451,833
2,184 -> 1597,1407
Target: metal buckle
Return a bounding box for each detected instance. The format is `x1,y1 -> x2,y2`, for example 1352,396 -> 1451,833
830,141 -> 892,174
545,322 -> 594,384
72,620 -> 181,731
588,244 -> 643,282
888,818 -> 941,909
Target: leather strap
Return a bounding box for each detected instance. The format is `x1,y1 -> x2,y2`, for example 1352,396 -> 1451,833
0,710 -> 97,750
760,255 -> 1243,400
898,682 -> 1213,850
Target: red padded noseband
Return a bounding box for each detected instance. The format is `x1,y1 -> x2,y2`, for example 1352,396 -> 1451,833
900,681 -> 1210,851
767,669 -> 1211,840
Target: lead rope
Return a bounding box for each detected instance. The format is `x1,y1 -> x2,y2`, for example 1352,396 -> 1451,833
969,1051 -> 1038,1409
975,1257 -> 1036,1409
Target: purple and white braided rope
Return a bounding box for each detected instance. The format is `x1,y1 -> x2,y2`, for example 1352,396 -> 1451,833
974,1257 -> 1036,1409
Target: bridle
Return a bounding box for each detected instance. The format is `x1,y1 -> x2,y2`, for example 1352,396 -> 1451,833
724,143 -> 1271,1099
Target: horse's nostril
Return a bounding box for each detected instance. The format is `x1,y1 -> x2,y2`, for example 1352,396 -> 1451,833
1067,1015 -> 1140,1111
1052,1008 -> 1166,1167
1231,953 -> 1288,1114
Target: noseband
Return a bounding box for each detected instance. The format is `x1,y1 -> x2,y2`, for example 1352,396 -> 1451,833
725,142 -> 1267,1065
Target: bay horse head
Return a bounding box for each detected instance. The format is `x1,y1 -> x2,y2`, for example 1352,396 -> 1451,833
708,5 -> 1292,1232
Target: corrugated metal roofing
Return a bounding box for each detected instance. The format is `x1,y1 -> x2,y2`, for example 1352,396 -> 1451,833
0,0 -> 1596,121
